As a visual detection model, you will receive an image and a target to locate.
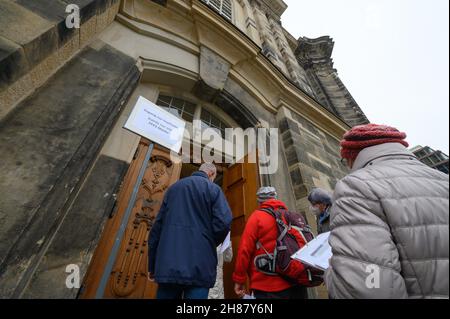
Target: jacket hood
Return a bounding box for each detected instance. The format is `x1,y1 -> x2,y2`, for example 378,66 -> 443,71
259,199 -> 288,211
352,143 -> 417,172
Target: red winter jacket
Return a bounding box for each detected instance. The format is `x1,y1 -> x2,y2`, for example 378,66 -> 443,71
232,199 -> 293,292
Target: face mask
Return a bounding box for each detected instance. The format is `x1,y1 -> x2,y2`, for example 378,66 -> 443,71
310,205 -> 322,216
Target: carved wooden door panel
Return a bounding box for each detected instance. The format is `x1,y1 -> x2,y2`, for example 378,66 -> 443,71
80,140 -> 181,299
222,153 -> 260,299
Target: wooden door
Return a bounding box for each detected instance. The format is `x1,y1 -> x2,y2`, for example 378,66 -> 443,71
80,140 -> 182,299
222,154 -> 260,299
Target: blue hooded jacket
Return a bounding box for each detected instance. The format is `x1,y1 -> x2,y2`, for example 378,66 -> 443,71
148,171 -> 232,288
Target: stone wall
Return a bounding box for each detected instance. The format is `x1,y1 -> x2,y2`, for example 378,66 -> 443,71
0,42 -> 140,298
278,107 -> 349,299
278,107 -> 348,228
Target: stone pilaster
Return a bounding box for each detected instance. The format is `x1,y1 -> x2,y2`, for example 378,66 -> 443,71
238,0 -> 262,45
278,107 -> 349,230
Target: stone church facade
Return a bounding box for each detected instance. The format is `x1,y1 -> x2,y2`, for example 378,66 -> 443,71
0,0 -> 368,299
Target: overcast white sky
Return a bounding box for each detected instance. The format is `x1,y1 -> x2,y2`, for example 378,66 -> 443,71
282,0 -> 449,154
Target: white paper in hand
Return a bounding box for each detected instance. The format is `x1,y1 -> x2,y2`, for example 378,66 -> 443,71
291,232 -> 332,271
220,232 -> 231,254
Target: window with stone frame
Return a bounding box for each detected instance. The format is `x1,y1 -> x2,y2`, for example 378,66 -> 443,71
156,95 -> 196,123
200,108 -> 228,138
156,94 -> 233,139
201,0 -> 233,21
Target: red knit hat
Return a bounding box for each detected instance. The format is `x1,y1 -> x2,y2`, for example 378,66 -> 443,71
341,124 -> 409,161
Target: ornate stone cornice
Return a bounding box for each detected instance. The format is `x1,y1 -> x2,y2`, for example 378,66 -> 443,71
295,36 -> 335,70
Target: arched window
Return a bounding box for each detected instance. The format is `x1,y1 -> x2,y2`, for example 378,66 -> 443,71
200,108 -> 228,138
156,94 -> 234,139
156,95 -> 196,122
201,0 -> 233,21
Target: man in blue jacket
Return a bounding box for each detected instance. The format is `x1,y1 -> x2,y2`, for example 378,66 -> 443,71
148,163 -> 232,299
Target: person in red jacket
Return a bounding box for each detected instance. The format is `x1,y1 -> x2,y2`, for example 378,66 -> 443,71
233,187 -> 308,299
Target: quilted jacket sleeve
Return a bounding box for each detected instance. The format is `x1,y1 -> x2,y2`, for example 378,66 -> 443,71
325,174 -> 408,299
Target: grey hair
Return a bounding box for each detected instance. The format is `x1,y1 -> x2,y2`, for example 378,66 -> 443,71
308,188 -> 333,206
199,163 -> 217,176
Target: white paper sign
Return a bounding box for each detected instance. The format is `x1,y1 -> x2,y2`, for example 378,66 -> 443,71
124,96 -> 186,153
291,232 -> 332,271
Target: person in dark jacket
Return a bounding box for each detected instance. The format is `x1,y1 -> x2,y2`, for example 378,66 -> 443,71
148,163 -> 232,299
307,188 -> 332,234
233,187 -> 308,299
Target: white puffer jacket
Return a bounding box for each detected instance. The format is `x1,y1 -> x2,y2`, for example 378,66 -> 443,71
326,143 -> 449,299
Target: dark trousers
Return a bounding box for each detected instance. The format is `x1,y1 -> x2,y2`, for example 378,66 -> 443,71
253,286 -> 308,299
157,283 -> 209,300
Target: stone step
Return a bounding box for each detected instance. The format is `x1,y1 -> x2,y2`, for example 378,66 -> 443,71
0,0 -> 120,121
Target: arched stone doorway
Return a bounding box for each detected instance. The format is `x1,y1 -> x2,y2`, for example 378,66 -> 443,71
80,76 -> 263,299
